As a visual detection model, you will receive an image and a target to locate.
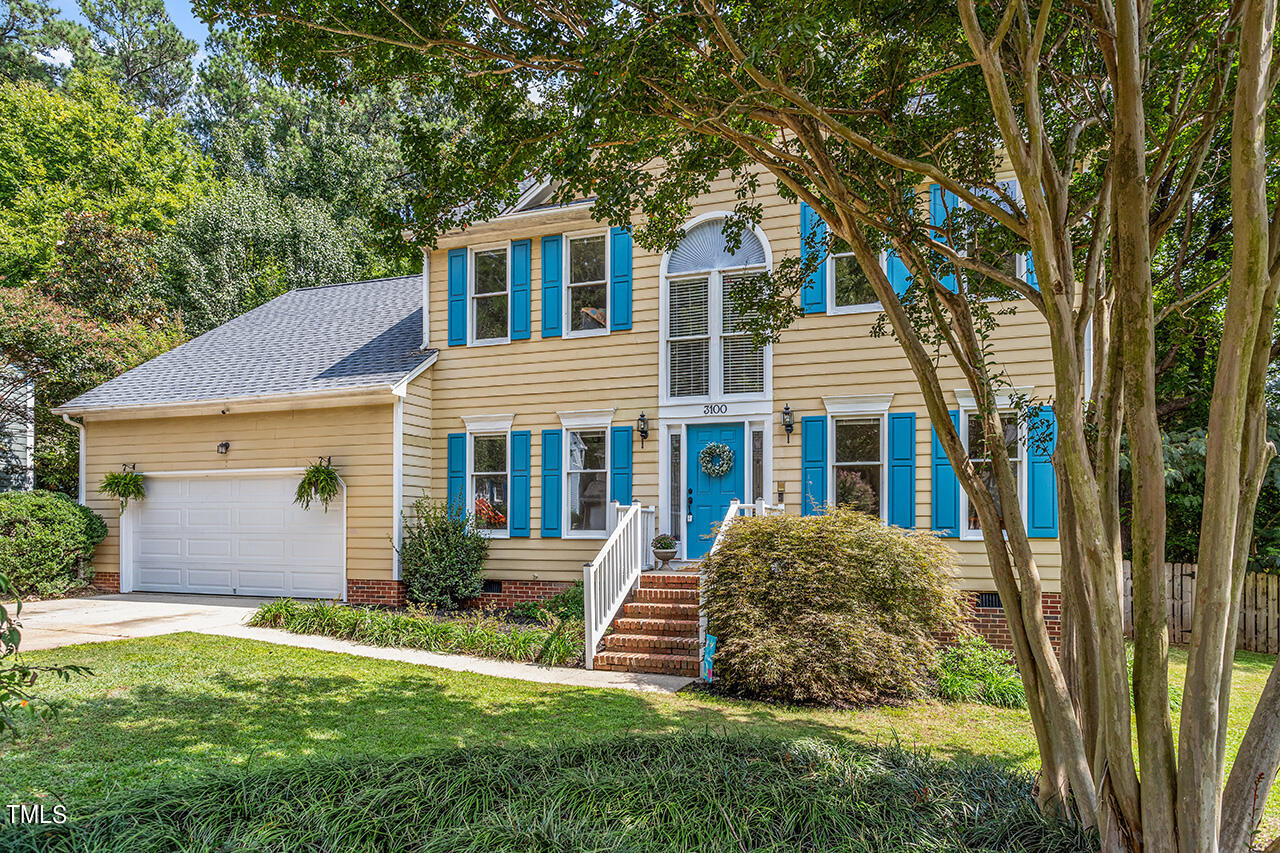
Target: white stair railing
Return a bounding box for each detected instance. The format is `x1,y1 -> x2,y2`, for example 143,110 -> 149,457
583,499 -> 651,668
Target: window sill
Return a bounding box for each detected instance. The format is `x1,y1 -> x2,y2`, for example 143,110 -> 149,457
478,529 -> 511,539
469,337 -> 510,347
564,530 -> 608,540
828,302 -> 884,316
564,328 -> 610,340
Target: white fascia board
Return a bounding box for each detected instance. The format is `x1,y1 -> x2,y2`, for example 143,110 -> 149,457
822,393 -> 894,417
52,385 -> 402,419
391,351 -> 439,396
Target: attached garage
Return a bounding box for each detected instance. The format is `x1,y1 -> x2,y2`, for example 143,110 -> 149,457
52,275 -> 438,606
128,473 -> 344,598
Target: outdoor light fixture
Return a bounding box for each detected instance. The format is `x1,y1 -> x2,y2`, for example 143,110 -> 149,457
217,441 -> 230,455
777,481 -> 786,505
781,404 -> 795,442
637,412 -> 649,448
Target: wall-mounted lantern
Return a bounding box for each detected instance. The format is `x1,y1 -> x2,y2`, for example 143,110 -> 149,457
637,412 -> 650,448
781,404 -> 795,442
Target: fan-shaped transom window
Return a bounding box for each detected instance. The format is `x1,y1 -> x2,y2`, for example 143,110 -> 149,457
667,219 -> 767,276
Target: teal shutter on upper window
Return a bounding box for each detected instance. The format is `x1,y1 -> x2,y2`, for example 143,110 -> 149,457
1027,406 -> 1058,537
510,430 -> 531,536
447,249 -> 467,346
511,239 -> 531,340
887,250 -> 911,296
610,426 -> 633,503
931,410 -> 960,536
887,412 -> 916,527
541,235 -> 562,338
801,416 -> 827,515
447,432 -> 466,516
930,185 -> 959,293
800,202 -> 827,314
610,227 -> 632,331
541,429 -> 562,537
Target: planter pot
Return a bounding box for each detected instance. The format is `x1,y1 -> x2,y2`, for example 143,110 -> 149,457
653,547 -> 678,571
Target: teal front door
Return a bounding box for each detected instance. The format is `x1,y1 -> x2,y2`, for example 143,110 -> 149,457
686,422 -> 746,558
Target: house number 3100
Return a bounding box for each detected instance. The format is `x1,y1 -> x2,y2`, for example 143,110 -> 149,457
702,404 -> 728,415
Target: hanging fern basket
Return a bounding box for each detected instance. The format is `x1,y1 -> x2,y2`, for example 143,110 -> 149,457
295,458 -> 342,512
699,442 -> 735,478
100,467 -> 145,509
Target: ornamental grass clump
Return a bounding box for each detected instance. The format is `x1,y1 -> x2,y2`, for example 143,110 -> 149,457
702,506 -> 967,706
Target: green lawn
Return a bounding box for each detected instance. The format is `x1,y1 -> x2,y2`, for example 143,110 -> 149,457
1,633 -> 1275,839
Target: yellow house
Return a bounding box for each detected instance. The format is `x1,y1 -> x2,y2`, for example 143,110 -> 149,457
55,175 -> 1064,673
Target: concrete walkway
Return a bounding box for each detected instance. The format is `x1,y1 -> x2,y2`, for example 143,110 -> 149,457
16,593 -> 695,694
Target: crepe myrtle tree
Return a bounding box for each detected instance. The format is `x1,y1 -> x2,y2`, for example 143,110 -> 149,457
203,0 -> 1279,849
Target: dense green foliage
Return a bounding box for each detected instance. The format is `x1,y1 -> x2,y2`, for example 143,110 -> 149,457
0,734 -> 1097,853
509,581 -> 584,621
98,470 -> 144,508
0,490 -> 106,597
71,0 -> 197,113
702,507 -> 966,706
398,498 -> 488,608
0,570 -> 91,739
249,598 -> 583,667
934,637 -> 1028,709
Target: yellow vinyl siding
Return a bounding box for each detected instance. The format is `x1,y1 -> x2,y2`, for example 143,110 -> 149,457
426,170 -> 1061,591
83,403 -> 397,582
402,371 -> 433,513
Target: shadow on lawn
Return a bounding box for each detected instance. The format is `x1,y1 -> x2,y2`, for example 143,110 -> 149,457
2,634 -> 1037,806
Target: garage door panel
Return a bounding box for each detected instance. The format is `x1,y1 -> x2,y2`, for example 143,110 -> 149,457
131,475 -> 344,598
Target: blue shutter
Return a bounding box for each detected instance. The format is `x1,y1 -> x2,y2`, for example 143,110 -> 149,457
801,416 -> 827,515
887,250 -> 911,296
447,249 -> 467,346
540,429 -> 562,537
510,239 -> 531,340
510,430 -> 531,536
447,432 -> 466,517
541,235 -> 562,338
610,426 -> 633,503
887,412 -> 916,528
930,185 -> 958,292
931,410 -> 960,536
610,226 -> 632,331
800,202 -> 827,314
1027,406 -> 1059,537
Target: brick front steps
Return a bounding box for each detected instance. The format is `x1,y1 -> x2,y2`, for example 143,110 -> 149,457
592,572 -> 701,677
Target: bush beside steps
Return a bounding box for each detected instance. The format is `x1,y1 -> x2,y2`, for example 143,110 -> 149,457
1,733 -> 1097,853
248,598 -> 584,668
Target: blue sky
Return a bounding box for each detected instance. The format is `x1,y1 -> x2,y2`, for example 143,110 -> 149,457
51,0 -> 215,49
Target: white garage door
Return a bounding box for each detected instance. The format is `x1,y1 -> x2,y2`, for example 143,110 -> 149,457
130,475 -> 344,598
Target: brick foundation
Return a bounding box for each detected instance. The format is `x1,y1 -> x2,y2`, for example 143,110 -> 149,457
347,579 -> 406,607
89,571 -> 120,594
474,579 -> 573,610
965,590 -> 1062,651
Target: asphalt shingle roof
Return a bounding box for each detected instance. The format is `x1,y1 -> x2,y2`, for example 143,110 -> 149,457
56,276 -> 435,413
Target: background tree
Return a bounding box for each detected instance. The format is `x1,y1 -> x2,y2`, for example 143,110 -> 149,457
0,0 -> 86,86
201,0 -> 1280,848
72,0 -> 196,112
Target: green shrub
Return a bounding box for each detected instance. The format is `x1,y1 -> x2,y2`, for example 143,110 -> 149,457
0,491 -> 107,598
933,636 -> 1028,709
3,734 -> 1097,853
509,581 -> 585,621
398,498 -> 488,608
247,598 -> 584,667
702,506 -> 966,705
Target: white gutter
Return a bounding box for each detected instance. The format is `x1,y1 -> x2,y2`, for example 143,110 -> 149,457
60,413 -> 86,504
51,383 -> 407,419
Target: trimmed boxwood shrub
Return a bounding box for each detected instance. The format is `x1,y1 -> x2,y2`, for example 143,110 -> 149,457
397,498 -> 488,608
0,490 -> 107,598
702,506 -> 966,705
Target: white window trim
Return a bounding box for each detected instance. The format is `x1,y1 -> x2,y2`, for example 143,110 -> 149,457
461,413 -> 516,432
822,393 -> 894,417
828,248 -> 889,315
468,242 -> 511,347
563,423 -> 612,540
939,180 -> 1031,284
827,413 -> 889,522
466,427 -> 512,539
557,408 -> 616,430
953,387 -> 1035,411
562,229 -> 611,340
957,407 -> 1028,541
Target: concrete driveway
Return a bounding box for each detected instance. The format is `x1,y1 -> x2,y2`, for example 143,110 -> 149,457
13,593 -> 267,651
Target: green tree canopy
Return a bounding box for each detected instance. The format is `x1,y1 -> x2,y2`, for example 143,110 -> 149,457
0,0 -> 87,86
72,0 -> 196,112
0,71 -> 212,284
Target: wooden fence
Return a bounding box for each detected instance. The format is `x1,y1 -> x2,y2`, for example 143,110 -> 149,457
1122,561 -> 1280,654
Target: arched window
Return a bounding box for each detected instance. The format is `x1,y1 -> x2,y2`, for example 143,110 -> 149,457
664,217 -> 770,400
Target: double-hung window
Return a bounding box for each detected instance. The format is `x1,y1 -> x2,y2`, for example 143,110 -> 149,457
721,276 -> 765,395
471,433 -> 509,534
566,234 -> 608,335
829,237 -> 885,311
668,276 -> 711,397
832,417 -> 884,516
566,429 -> 608,534
472,247 -> 509,343
963,411 -> 1023,536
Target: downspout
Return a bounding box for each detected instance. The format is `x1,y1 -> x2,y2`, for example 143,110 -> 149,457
421,248 -> 431,349
61,413 -> 86,504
